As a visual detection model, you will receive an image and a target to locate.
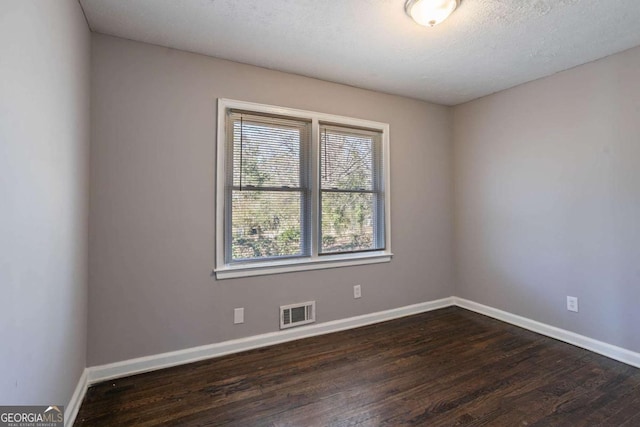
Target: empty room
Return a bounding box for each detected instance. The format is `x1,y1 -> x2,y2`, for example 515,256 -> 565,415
2,0 -> 640,425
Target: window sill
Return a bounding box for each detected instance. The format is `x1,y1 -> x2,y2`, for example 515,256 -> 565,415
215,251 -> 393,279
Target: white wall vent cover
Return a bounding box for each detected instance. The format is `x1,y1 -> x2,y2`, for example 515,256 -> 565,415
280,301 -> 315,329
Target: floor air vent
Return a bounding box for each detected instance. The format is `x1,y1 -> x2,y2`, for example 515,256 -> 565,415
280,301 -> 315,329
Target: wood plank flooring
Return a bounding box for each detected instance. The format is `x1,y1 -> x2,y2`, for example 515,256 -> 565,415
75,307 -> 640,426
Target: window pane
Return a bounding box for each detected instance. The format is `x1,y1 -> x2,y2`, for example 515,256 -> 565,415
233,120 -> 301,188
231,190 -> 303,260
321,129 -> 373,190
321,192 -> 378,253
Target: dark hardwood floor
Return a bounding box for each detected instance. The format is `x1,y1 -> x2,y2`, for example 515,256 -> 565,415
75,307 -> 640,426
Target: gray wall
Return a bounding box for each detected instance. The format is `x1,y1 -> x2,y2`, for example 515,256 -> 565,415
453,46 -> 640,353
0,0 -> 90,406
88,34 -> 454,366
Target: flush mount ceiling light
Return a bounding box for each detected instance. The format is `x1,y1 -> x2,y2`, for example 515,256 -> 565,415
405,0 -> 460,27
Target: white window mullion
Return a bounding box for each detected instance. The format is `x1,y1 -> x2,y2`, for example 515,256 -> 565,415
310,118 -> 320,260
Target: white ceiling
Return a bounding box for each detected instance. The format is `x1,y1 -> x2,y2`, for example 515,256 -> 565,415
79,0 -> 640,106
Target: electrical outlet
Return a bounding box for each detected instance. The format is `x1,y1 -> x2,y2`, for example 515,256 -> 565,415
234,307 -> 244,324
354,285 -> 362,299
567,296 -> 578,313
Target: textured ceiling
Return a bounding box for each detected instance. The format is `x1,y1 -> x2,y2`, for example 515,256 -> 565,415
79,0 -> 640,106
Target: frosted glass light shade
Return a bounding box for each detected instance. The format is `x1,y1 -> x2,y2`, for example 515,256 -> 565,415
405,0 -> 460,27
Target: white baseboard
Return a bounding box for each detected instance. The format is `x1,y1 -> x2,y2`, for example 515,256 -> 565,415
88,297 -> 455,385
69,295 -> 640,422
65,367 -> 88,427
453,297 -> 640,369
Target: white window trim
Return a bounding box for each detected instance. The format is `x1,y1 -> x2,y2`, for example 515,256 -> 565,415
215,98 -> 392,279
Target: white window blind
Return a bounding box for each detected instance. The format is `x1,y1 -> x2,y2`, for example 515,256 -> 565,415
320,124 -> 385,254
226,111 -> 311,262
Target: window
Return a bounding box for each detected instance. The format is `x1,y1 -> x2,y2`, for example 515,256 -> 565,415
226,111 -> 311,262
216,99 -> 391,279
320,125 -> 384,254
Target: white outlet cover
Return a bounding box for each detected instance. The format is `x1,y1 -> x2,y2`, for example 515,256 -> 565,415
354,285 -> 362,299
234,307 -> 244,324
567,296 -> 578,313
